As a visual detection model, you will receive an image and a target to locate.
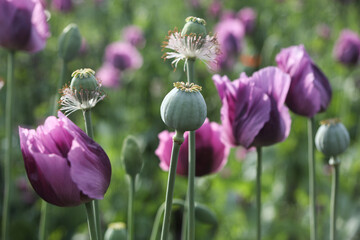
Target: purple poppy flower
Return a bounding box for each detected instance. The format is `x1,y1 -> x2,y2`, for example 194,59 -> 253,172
237,7 -> 256,34
96,63 -> 122,88
208,0 -> 222,18
214,18 -> 245,70
276,45 -> 332,117
155,119 -> 230,177
0,0 -> 50,53
105,41 -> 143,71
122,26 -> 145,49
213,67 -> 291,148
333,29 -> 360,66
18,112 -> 111,207
52,0 -> 72,12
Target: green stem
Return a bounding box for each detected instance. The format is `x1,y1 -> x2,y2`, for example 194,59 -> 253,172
128,175 -> 136,240
186,59 -> 195,84
38,201 -> 48,240
52,59 -> 67,115
330,157 -> 340,240
187,131 -> 195,240
2,50 -> 15,240
160,131 -> 183,240
150,199 -> 184,240
308,117 -> 317,240
85,201 -> 98,240
256,147 -> 262,240
82,110 -> 101,240
181,191 -> 188,240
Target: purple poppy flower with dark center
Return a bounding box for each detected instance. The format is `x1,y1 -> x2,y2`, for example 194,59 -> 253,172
96,63 -> 122,88
105,42 -> 143,71
276,45 -> 332,117
155,119 -> 230,177
213,67 -> 291,148
0,0 -> 50,53
19,112 -> 111,207
237,7 -> 257,34
122,25 -> 145,49
333,29 -> 360,66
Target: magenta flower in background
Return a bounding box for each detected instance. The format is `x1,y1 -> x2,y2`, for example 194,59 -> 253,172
276,45 -> 332,117
213,67 -> 291,148
122,26 -> 146,49
105,42 -> 143,71
333,29 -> 360,66
96,63 -> 122,88
155,119 -> 230,177
19,112 -> 111,207
214,18 -> 245,70
0,0 -> 50,53
237,7 -> 257,34
208,0 -> 222,18
52,0 -> 73,12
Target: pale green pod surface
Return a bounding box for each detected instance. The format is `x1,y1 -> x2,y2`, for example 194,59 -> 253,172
315,119 -> 350,157
195,202 -> 218,226
70,68 -> 99,93
104,222 -> 127,240
160,82 -> 207,132
121,135 -> 143,177
58,23 -> 82,62
181,16 -> 207,38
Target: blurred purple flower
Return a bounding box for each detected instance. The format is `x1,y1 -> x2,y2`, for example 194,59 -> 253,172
333,29 -> 360,66
96,63 -> 122,88
105,42 -> 143,71
213,67 -> 291,148
237,7 -> 257,34
276,45 -> 332,117
122,26 -> 145,49
52,0 -> 72,12
155,119 -> 230,177
79,38 -> 88,56
0,0 -> 50,53
208,0 -> 222,18
214,18 -> 245,70
316,23 -> 331,40
19,112 -> 111,207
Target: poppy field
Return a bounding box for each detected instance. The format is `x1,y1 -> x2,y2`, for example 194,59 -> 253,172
1,0 -> 360,240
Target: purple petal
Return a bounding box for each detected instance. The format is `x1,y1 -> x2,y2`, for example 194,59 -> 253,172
68,138 -> 111,200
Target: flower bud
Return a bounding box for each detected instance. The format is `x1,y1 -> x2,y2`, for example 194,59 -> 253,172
315,119 -> 350,157
70,68 -> 99,93
160,82 -> 207,132
181,16 -> 207,38
104,222 -> 127,240
121,135 -> 143,177
58,23 -> 82,62
195,202 -> 218,226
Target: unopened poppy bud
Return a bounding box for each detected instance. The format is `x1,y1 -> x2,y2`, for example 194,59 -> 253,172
195,202 -> 218,226
58,23 -> 82,62
160,82 -> 207,132
121,136 -> 143,177
104,222 -> 127,240
315,118 -> 350,157
181,16 -> 207,38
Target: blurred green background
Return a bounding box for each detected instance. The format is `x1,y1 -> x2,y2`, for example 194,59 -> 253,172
1,0 -> 360,239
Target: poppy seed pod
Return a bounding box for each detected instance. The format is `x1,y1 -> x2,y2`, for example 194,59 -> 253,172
195,202 -> 218,226
121,136 -> 143,177
104,222 -> 127,240
315,119 -> 350,157
70,68 -> 99,93
160,82 -> 207,132
181,16 -> 207,38
58,24 -> 82,62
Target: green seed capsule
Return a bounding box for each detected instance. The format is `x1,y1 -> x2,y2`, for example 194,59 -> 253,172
195,202 -> 218,226
58,23 -> 82,62
160,82 -> 207,132
181,16 -> 207,38
315,119 -> 350,157
121,135 -> 143,177
70,68 -> 98,92
104,222 -> 127,240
